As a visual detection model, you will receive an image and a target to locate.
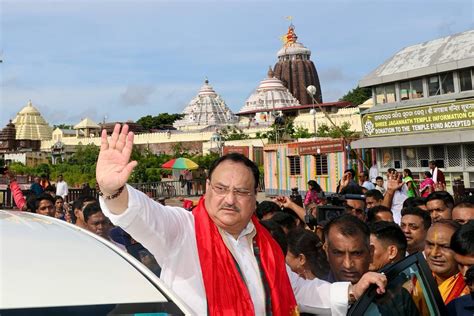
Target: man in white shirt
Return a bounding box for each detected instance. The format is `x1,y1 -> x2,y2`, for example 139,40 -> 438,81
55,174 -> 69,201
383,169 -> 408,224
359,171 -> 375,192
96,124 -> 386,315
369,161 -> 378,184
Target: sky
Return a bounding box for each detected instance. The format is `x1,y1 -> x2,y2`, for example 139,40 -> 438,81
1,0 -> 473,127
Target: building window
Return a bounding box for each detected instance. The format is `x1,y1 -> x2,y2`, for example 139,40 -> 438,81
400,81 -> 410,100
459,68 -> 473,91
400,79 -> 424,100
411,78 -> 424,99
375,85 -> 397,104
440,72 -> 454,94
375,86 -> 385,104
314,154 -> 328,176
288,156 -> 301,176
385,84 -> 396,103
428,76 -> 440,96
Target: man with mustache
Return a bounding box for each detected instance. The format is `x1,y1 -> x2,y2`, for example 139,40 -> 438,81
96,124 -> 386,315
426,191 -> 454,223
324,214 -> 372,284
424,219 -> 470,304
400,207 -> 432,255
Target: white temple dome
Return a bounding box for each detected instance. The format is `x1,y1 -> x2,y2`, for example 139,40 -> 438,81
239,68 -> 300,114
174,79 -> 238,130
12,100 -> 53,140
277,42 -> 311,58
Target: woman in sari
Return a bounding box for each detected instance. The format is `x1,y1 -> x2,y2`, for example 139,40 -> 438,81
419,171 -> 435,198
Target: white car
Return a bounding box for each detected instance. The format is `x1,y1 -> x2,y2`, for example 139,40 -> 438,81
0,210 -> 192,315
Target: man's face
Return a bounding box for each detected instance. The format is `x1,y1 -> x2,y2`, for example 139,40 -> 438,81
452,206 -> 474,225
429,162 -> 435,170
427,199 -> 452,222
369,235 -> 394,271
37,200 -> 54,217
345,199 -> 366,222
325,227 -> 372,284
344,171 -> 353,180
401,215 -> 427,254
58,175 -> 63,182
424,225 -> 458,280
86,212 -> 110,239
376,179 -> 384,187
366,196 -> 381,209
454,253 -> 474,279
358,173 -> 366,182
205,160 -> 257,237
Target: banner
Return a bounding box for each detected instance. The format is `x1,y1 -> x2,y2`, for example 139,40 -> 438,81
298,140 -> 344,155
362,100 -> 474,137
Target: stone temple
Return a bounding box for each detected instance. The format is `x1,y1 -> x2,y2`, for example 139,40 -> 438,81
273,24 -> 323,105
173,79 -> 238,131
12,100 -> 52,140
238,67 -> 300,123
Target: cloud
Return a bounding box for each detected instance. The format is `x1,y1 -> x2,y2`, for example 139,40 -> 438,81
319,68 -> 348,82
119,85 -> 156,107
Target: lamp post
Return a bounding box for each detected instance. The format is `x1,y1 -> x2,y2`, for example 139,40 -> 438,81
210,129 -> 224,156
306,85 -> 318,138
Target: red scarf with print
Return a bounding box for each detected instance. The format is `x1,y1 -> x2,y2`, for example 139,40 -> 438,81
193,197 -> 298,315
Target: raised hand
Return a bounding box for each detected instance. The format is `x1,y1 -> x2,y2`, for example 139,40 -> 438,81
274,195 -> 291,208
386,172 -> 403,192
96,124 -> 137,195
340,172 -> 350,189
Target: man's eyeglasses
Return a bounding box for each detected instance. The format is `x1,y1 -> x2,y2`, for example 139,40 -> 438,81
209,182 -> 253,197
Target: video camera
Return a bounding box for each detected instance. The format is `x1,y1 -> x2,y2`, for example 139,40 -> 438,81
304,193 -> 365,229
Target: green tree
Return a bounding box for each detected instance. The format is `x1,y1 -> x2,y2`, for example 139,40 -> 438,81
293,126 -> 313,139
192,152 -> 219,170
219,126 -> 249,141
53,124 -> 74,130
316,122 -> 356,138
137,113 -> 184,131
339,86 -> 372,106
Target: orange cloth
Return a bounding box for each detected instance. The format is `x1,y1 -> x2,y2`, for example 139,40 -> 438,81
438,272 -> 470,305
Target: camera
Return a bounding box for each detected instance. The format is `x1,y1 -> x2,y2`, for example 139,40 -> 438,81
289,187 -> 303,207
0,166 -> 8,175
305,193 -> 365,229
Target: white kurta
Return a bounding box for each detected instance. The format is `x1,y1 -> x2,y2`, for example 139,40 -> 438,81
100,185 -> 350,315
56,181 -> 69,199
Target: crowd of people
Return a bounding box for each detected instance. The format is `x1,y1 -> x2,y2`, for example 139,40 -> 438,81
3,123 -> 474,315
258,164 -> 473,314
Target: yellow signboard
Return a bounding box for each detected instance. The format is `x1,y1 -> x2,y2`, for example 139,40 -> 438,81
362,100 -> 474,137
